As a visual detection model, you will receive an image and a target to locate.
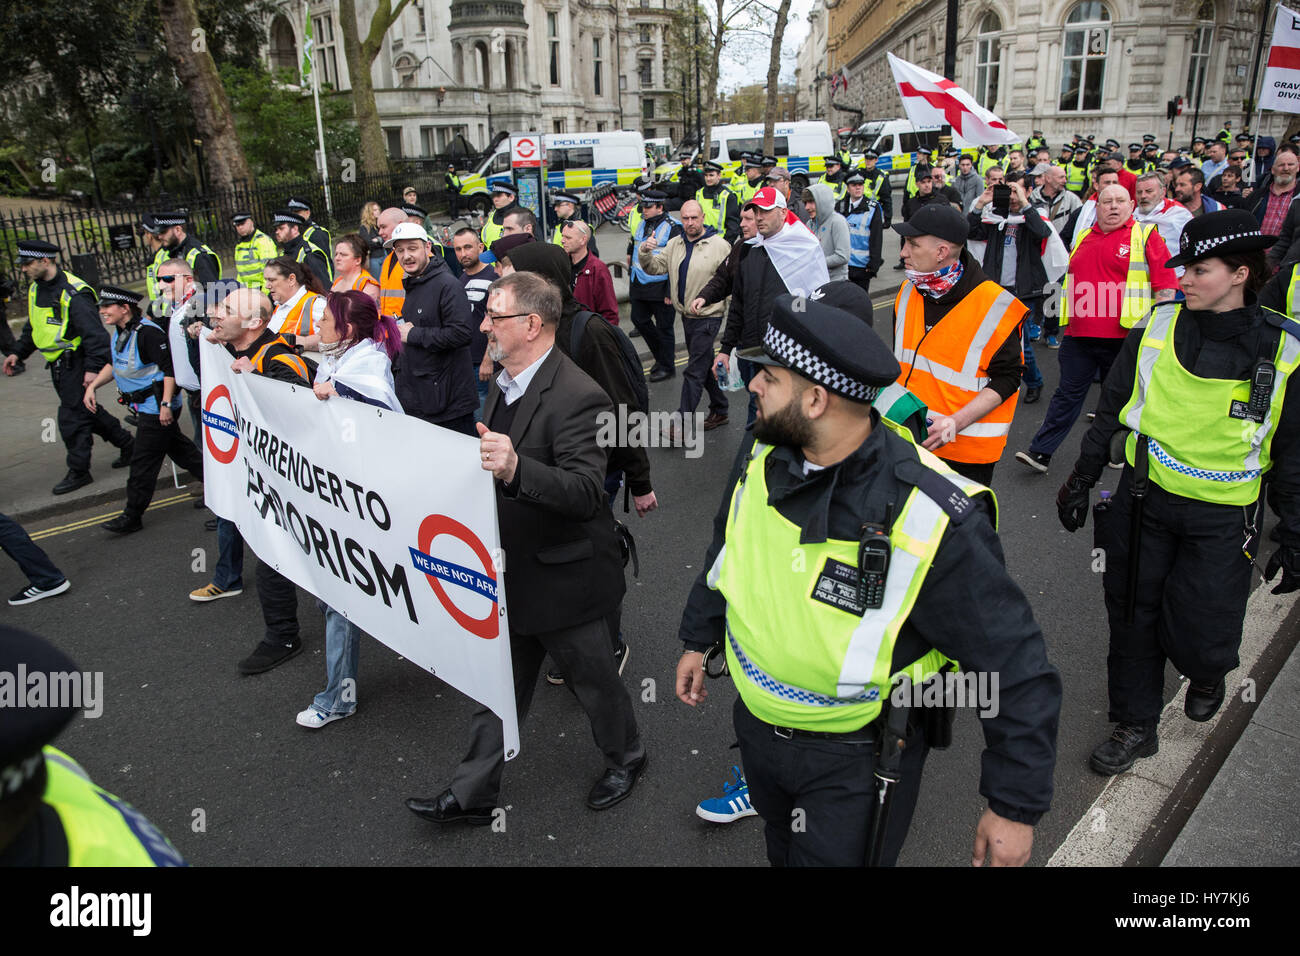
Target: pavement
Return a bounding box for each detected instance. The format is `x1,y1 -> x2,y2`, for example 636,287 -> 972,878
3,221 -> 1297,867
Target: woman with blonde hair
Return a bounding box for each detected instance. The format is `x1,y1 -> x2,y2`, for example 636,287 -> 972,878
359,201 -> 384,275
331,234 -> 380,304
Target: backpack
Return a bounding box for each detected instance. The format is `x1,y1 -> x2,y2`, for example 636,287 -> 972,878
569,310 -> 650,413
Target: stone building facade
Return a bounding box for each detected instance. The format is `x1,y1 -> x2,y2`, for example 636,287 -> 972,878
266,0 -> 689,160
823,0 -> 1287,146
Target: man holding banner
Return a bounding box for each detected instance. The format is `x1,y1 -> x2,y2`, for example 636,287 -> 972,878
406,272 -> 645,826
206,288 -> 314,675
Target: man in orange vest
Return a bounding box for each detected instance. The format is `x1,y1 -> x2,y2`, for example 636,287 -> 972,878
376,206 -> 409,322
892,205 -> 1028,486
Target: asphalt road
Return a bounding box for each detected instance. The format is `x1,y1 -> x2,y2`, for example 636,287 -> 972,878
6,336 -> 1215,868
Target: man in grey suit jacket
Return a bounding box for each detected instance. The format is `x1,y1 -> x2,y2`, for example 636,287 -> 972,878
406,272 -> 646,825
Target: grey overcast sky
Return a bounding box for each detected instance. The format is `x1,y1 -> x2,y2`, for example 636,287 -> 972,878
714,0 -> 816,92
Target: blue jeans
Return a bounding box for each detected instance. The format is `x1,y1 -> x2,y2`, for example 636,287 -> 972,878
314,600 -> 360,716
474,376 -> 490,423
213,518 -> 244,590
1022,305 -> 1043,390
1028,335 -> 1124,458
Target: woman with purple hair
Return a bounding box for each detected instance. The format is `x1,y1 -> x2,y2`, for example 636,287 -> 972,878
296,290 -> 403,729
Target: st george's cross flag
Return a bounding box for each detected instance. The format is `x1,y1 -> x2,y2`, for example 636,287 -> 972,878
1259,5 -> 1300,113
886,52 -> 1019,146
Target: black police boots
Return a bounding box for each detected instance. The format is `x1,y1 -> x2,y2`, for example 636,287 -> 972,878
1184,678 -> 1226,722
1089,722 -> 1158,776
52,472 -> 93,495
101,514 -> 143,535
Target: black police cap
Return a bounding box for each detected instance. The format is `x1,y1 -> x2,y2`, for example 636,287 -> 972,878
0,625 -> 79,805
16,239 -> 59,260
703,161 -> 724,172
272,209 -> 303,226
230,210 -> 253,224
98,285 -> 143,308
402,203 -> 428,219
1165,209 -> 1277,269
738,293 -> 899,403
844,172 -> 866,184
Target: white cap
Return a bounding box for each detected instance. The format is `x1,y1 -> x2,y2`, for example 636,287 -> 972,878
384,222 -> 432,249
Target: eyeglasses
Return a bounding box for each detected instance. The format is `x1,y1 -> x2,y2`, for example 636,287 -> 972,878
485,312 -> 533,324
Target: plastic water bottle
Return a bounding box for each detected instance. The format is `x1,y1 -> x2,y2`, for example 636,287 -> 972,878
718,354 -> 744,391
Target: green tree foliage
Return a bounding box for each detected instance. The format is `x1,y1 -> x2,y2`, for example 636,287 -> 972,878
220,64 -> 360,185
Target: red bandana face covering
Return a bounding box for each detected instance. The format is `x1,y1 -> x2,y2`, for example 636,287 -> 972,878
905,260 -> 964,298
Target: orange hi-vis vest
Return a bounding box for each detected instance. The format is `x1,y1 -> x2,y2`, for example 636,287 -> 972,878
346,270 -> 379,295
251,335 -> 310,381
893,278 -> 1027,464
379,253 -> 406,319
277,291 -> 323,337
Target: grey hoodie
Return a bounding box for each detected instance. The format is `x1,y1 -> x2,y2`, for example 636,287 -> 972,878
806,182 -> 850,282
955,169 -> 984,213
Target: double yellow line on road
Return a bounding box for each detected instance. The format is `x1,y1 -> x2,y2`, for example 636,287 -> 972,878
29,492 -> 196,541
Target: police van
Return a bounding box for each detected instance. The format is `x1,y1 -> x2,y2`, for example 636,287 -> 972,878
655,120 -> 836,193
456,131 -> 647,215
844,119 -> 980,181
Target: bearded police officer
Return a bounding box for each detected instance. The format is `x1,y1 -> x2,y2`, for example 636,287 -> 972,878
232,211 -> 278,293
1058,210 -> 1300,774
676,294 -> 1061,867
154,211 -> 221,286
3,240 -> 134,495
272,209 -> 331,288
84,287 -> 204,535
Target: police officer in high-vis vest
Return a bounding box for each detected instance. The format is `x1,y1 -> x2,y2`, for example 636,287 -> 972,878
232,211 -> 278,293
286,195 -> 332,264
445,163 -> 463,220
0,625 -> 187,866
82,287 -> 204,535
859,149 -> 893,227
821,155 -> 847,202
153,211 -> 222,286
272,209 -> 332,287
4,240 -> 134,495
1058,210 -> 1300,776
675,294 -> 1061,867
1066,146 -> 1092,198
140,213 -> 169,303
480,181 -> 520,248
733,153 -> 766,208
695,161 -> 740,242
549,191 -> 598,256
837,172 -> 883,298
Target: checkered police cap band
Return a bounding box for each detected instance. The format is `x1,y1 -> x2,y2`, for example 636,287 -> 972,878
1181,228 -> 1265,259
98,288 -> 141,306
16,244 -> 57,259
286,197 -> 311,210
153,213 -> 186,227
763,323 -> 879,403
272,212 -> 302,226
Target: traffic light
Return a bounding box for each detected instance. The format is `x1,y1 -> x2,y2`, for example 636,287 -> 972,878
1166,97 -> 1184,120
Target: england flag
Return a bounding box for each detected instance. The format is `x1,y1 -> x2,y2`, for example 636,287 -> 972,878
886,52 -> 1019,146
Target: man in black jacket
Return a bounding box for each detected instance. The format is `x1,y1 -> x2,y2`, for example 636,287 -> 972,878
389,223 -> 477,435
3,240 -> 134,495
154,212 -> 222,287
406,272 -> 646,825
272,210 -> 331,288
206,287 -> 315,675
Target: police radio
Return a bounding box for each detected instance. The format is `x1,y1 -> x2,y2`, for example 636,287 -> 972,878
1248,359 -> 1275,421
857,521 -> 892,611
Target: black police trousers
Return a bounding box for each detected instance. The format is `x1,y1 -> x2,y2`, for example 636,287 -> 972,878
733,697 -> 929,867
1095,468 -> 1252,726
848,265 -> 872,301
52,356 -> 132,475
630,296 -> 677,373
124,411 -> 204,521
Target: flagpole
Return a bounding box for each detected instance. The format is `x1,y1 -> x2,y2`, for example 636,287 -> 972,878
312,64 -> 333,219
1247,1 -> 1276,186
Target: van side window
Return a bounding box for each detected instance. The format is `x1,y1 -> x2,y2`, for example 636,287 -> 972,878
772,136 -> 789,157
548,146 -> 595,170
897,132 -> 918,155
491,152 -> 511,173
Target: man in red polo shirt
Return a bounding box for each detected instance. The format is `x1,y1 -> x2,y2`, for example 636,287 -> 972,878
1015,184 -> 1178,473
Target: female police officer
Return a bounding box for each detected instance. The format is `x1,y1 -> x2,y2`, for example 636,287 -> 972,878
1056,209 -> 1300,775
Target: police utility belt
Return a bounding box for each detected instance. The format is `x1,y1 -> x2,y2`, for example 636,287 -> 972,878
118,382 -> 165,407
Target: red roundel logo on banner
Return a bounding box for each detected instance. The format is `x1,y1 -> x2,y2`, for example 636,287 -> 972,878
411,514 -> 499,640
203,385 -> 240,465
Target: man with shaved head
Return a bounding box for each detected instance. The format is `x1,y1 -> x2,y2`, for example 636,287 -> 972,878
1014,183 -> 1179,474
376,206 -> 412,320
199,286 -> 315,676
637,198 -> 733,436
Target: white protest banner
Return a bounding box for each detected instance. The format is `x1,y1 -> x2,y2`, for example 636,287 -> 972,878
199,338 -> 519,758
887,52 -> 1019,146
1259,6 -> 1300,112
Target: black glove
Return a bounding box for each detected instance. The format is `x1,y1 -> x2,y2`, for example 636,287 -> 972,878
867,266 -> 880,278
1056,472 -> 1093,532
1264,548 -> 1300,594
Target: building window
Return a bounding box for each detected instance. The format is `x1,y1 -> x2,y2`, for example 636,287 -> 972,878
421,126 -> 436,156
639,58 -> 653,87
384,128 -> 402,159
1059,1 -> 1110,112
597,121 -> 607,131
414,1 -> 425,34
548,12 -> 560,86
313,14 -> 339,89
594,37 -> 603,95
975,13 -> 1001,110
642,98 -> 655,119
553,119 -> 566,134
1185,0 -> 1215,107
268,15 -> 298,75
639,24 -> 651,43
644,127 -> 656,139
